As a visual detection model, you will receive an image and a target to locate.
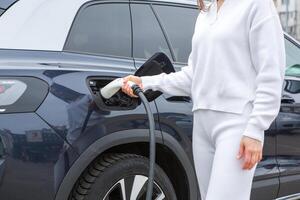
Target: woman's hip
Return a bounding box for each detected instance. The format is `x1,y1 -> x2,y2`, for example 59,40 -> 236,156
193,101 -> 254,146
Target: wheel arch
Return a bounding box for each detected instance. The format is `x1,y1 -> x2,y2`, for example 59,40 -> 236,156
54,129 -> 199,200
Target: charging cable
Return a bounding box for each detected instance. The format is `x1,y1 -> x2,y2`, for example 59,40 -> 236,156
100,78 -> 156,200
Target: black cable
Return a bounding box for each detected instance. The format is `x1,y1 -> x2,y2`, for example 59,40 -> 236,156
131,84 -> 155,200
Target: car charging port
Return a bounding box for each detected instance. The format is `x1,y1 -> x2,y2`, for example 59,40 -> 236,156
87,77 -> 140,111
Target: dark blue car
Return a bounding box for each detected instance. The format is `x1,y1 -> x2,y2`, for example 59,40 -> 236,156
0,0 -> 300,199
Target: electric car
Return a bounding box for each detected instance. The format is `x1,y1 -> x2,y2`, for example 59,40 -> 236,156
0,0 -> 300,199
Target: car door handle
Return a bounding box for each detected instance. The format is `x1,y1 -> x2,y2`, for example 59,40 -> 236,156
281,95 -> 295,104
164,95 -> 191,102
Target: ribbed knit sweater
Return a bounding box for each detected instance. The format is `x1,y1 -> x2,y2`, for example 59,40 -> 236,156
140,0 -> 286,143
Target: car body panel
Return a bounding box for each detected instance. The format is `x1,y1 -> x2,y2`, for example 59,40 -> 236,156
0,0 -> 299,199
275,36 -> 300,198
0,112 -> 67,200
0,49 -> 200,199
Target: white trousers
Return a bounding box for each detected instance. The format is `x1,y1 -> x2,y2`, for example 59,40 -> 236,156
192,101 -> 263,200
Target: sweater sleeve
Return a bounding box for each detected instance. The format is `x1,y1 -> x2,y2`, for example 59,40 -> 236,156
242,14 -> 286,143
140,50 -> 194,97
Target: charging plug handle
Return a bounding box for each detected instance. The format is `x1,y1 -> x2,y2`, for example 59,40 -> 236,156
131,84 -> 143,96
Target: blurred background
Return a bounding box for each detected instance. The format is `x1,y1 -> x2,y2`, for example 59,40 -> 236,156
274,0 -> 300,41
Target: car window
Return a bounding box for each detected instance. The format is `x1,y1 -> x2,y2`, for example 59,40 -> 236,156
153,5 -> 199,63
131,4 -> 172,60
0,0 -> 18,9
285,38 -> 300,77
64,3 -> 131,58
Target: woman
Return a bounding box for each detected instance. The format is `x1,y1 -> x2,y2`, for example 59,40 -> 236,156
121,0 -> 286,199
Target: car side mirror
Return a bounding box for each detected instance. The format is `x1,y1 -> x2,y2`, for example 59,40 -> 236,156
134,52 -> 175,101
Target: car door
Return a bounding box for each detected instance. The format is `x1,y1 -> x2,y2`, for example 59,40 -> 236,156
275,36 -> 300,199
130,2 -> 200,199
130,1 -> 197,158
150,3 -> 198,147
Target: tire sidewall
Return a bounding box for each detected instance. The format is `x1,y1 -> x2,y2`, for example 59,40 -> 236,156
85,156 -> 177,200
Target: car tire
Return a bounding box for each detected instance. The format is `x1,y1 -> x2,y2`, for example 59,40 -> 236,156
69,153 -> 177,200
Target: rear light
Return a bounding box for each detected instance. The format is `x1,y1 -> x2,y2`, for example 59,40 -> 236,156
0,80 -> 27,107
0,77 -> 48,114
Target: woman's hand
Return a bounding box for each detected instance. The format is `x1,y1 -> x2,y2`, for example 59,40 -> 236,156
121,75 -> 143,98
237,135 -> 263,170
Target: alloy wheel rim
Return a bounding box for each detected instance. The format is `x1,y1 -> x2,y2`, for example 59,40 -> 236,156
102,174 -> 166,200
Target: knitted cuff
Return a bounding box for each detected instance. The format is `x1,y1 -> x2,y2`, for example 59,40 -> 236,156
140,76 -> 154,92
242,122 -> 265,144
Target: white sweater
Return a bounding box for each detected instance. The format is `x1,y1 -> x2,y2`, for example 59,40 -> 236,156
140,0 -> 286,143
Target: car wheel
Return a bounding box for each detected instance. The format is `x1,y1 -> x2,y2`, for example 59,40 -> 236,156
69,153 -> 177,200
